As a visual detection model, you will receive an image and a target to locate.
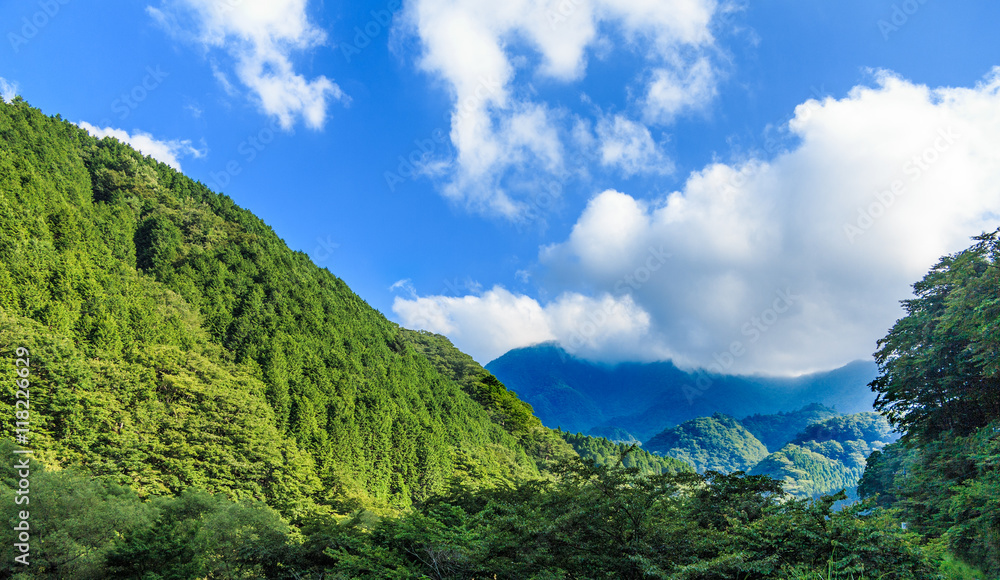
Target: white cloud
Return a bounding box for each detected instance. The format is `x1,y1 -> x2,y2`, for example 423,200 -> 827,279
0,77 -> 18,102
595,114 -> 673,176
77,122 -> 205,171
396,70 -> 1000,375
403,0 -> 720,217
389,278 -> 417,297
644,57 -> 717,123
393,286 -> 660,364
148,0 -> 344,130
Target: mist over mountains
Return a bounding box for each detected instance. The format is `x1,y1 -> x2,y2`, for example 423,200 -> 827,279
486,343 -> 878,441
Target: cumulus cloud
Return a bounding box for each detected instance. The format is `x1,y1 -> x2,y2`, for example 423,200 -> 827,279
77,122 -> 206,171
148,0 -> 344,130
396,70 -> 1000,374
0,77 -> 18,102
403,0 -> 719,217
393,286 -> 661,364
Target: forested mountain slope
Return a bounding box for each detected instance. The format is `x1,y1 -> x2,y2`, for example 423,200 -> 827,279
644,413 -> 769,473
0,98 -> 555,513
750,412 -> 896,499
556,429 -> 692,475
0,97 -> 971,580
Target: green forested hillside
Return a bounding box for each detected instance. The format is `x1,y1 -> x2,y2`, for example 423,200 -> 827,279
0,98 -> 551,513
740,403 -> 841,451
644,413 -> 769,473
749,412 -> 895,499
585,425 -> 640,443
556,430 -> 692,475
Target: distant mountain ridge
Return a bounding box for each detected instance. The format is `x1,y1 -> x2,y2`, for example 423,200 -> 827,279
641,407 -> 898,498
644,413 -> 769,473
741,403 -> 842,451
750,412 -> 898,499
486,343 -> 878,441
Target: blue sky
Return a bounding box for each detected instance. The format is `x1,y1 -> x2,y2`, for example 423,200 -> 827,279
3,0 -> 1000,374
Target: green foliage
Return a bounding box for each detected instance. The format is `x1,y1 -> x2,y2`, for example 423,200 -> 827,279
0,441 -> 153,579
401,329 -> 541,436
556,430 -> 693,475
0,445 -> 302,579
0,443 -> 941,579
860,230 -> 1000,575
317,459 -> 937,579
645,413 -> 769,473
741,403 -> 841,452
871,230 -> 1000,442
859,424 -> 1000,575
585,425 -> 639,443
104,489 -> 293,579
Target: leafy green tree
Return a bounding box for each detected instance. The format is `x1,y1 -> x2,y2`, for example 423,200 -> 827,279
0,440 -> 154,579
871,230 -> 1000,442
861,230 -> 1000,575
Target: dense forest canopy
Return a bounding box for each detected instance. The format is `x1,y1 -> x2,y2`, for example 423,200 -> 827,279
749,412 -> 896,500
0,97 -> 570,515
860,229 -> 1000,576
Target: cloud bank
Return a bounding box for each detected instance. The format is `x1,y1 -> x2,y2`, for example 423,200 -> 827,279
394,70 -> 1000,374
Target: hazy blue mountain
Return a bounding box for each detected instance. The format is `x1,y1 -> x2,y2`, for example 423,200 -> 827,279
644,414 -> 769,473
486,344 -> 878,440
